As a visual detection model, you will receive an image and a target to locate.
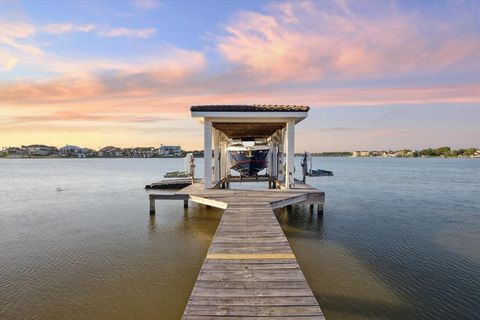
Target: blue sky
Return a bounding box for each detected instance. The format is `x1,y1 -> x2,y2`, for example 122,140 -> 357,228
1,0 -> 479,150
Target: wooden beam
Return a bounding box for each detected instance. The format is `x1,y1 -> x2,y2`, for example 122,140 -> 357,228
212,122 -> 285,139
189,195 -> 228,209
149,193 -> 189,200
270,193 -> 308,209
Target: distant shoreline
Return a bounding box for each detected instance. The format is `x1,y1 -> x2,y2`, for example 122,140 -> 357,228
0,155 -> 186,159
1,155 -> 478,159
2,146 -> 478,159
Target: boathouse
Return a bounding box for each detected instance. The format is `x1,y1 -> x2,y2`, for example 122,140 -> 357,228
191,105 -> 309,189
148,104 -> 326,319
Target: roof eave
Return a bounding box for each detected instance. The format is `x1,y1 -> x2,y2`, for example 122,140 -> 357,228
191,111 -> 308,124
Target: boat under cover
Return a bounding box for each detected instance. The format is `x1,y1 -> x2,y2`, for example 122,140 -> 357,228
227,145 -> 270,177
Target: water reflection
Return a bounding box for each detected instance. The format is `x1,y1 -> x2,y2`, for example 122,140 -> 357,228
276,205 -> 326,239
277,205 -> 408,320
148,215 -> 156,235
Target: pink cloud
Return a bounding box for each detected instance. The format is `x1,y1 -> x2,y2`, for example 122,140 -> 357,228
44,23 -> 96,34
2,111 -> 168,123
0,47 -> 206,103
0,20 -> 41,54
99,27 -> 156,39
217,1 -> 479,83
293,84 -> 480,107
2,73 -> 477,111
0,76 -> 104,103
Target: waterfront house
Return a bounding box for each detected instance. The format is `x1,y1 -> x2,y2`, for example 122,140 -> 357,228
82,148 -> 97,157
134,147 -> 156,158
159,145 -> 182,156
98,146 -> 123,157
121,148 -> 134,157
21,144 -> 58,156
5,147 -> 25,157
59,145 -> 85,157
352,151 -> 370,157
122,147 -> 156,158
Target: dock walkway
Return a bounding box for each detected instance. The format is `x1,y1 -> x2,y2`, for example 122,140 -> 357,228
149,183 -> 326,319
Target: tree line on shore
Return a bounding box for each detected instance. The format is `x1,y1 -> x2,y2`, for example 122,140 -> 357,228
310,147 -> 479,158
1,145 -> 478,158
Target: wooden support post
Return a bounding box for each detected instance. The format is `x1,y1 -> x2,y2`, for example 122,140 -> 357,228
286,120 -> 295,189
204,119 -> 213,189
213,128 -> 220,183
317,203 -> 324,216
184,199 -> 188,208
277,130 -> 285,184
220,136 -> 226,183
149,197 -> 155,215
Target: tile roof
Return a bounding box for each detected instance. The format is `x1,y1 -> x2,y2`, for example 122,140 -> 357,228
190,104 -> 310,112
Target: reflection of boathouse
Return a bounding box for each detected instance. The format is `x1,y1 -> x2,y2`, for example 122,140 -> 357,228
191,105 -> 309,189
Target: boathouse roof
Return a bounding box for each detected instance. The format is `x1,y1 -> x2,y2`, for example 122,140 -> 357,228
190,105 -> 310,112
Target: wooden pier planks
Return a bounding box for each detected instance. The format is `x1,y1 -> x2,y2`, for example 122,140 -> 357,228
182,192 -> 325,319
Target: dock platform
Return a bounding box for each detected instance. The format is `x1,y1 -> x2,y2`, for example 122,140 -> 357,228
145,178 -> 199,190
149,182 -> 326,319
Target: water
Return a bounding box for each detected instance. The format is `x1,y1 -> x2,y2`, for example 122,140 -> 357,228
288,157 -> 480,320
0,158 -> 479,320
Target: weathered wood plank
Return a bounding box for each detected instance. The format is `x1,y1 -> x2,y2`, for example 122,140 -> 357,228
194,280 -> 310,290
187,295 -> 319,306
183,316 -> 324,320
184,305 -> 323,317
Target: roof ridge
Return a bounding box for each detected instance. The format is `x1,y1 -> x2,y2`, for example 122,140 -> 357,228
190,105 -> 310,112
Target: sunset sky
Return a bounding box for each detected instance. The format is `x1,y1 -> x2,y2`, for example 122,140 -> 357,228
1,0 -> 479,151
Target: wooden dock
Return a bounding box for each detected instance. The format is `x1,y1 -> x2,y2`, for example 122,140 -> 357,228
145,178 -> 200,190
149,183 -> 326,319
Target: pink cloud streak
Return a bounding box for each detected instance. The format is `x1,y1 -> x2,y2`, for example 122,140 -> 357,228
2,111 -> 169,124
2,79 -> 477,110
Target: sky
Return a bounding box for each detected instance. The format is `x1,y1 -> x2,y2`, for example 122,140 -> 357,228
0,0 -> 479,151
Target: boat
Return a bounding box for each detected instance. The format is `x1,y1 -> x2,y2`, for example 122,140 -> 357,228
301,152 -> 334,177
227,144 -> 270,177
307,169 -> 334,177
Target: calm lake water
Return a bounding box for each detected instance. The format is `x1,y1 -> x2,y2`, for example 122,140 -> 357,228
0,157 -> 479,320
